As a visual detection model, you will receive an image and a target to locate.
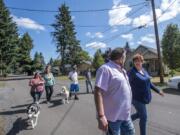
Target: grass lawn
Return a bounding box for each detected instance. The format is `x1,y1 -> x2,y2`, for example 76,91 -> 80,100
0,81 -> 5,88
57,75 -> 86,81
151,71 -> 180,87
151,76 -> 169,87
174,71 -> 180,76
0,117 -> 5,135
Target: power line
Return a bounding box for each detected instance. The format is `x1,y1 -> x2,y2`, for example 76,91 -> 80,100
141,0 -> 178,27
7,3 -> 147,31
83,4 -> 147,45
99,25 -> 146,44
85,0 -> 178,47
7,2 -> 147,13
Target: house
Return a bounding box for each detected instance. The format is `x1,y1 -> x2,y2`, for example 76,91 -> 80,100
78,60 -> 92,74
124,45 -> 169,76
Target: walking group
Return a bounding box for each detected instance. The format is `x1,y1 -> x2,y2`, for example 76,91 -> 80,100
29,64 -> 85,105
28,47 -> 164,135
94,47 -> 164,135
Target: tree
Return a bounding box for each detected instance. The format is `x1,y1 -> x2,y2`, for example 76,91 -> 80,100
32,52 -> 45,71
52,59 -> 61,67
103,48 -> 112,63
74,50 -> 91,65
52,4 -> 82,73
161,24 -> 180,69
48,58 -> 54,66
124,42 -> 130,53
0,0 -> 19,76
18,33 -> 33,74
39,52 -> 45,66
93,49 -> 104,71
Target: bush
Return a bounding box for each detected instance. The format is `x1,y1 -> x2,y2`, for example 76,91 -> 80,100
175,68 -> 180,72
169,70 -> 175,77
3,73 -> 8,78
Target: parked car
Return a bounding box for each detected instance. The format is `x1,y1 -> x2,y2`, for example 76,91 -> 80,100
167,76 -> 180,90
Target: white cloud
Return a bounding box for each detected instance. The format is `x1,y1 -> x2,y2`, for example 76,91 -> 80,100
86,42 -> 107,49
130,42 -> 135,46
132,0 -> 180,27
109,4 -> 132,26
95,32 -> 104,38
121,33 -> 133,41
111,27 -> 119,33
86,32 -> 92,37
113,0 -> 121,6
85,32 -> 104,38
137,41 -> 142,45
132,13 -> 152,27
12,15 -> 45,31
141,34 -> 155,43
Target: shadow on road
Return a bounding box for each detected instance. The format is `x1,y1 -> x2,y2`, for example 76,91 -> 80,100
78,92 -> 94,95
0,109 -> 26,115
0,76 -> 32,81
11,104 -> 30,109
6,117 -> 30,135
163,88 -> 180,96
48,99 -> 64,108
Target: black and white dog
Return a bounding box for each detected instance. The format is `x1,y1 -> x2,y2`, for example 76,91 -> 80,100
27,103 -> 40,129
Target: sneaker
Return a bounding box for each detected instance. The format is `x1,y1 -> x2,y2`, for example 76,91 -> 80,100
74,96 -> 79,100
35,101 -> 39,104
46,100 -> 50,104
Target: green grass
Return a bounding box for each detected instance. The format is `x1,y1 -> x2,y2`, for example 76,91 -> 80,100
57,75 -> 86,81
151,71 -> 180,87
0,117 -> 5,135
174,71 -> 180,76
0,81 -> 5,88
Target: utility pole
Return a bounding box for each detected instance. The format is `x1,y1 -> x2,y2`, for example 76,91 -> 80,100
149,0 -> 164,83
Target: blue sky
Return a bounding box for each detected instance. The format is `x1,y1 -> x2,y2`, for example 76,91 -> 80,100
4,0 -> 180,63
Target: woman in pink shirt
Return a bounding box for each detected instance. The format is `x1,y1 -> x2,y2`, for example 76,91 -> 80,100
29,72 -> 45,103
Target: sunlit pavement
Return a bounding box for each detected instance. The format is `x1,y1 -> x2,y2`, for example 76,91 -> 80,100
0,78 -> 180,135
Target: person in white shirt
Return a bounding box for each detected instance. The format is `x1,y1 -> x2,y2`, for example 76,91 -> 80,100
68,65 -> 79,100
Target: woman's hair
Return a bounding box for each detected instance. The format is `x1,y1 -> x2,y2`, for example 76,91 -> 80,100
33,72 -> 43,80
132,53 -> 144,62
110,48 -> 126,61
45,65 -> 51,74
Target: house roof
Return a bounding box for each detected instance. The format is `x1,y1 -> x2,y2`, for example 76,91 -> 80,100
137,45 -> 157,54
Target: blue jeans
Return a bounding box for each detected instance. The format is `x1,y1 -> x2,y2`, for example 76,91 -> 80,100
131,100 -> 147,135
30,91 -> 43,102
45,86 -> 54,101
85,80 -> 93,93
108,119 -> 135,135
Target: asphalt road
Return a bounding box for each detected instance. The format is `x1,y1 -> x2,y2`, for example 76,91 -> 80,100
0,78 -> 180,135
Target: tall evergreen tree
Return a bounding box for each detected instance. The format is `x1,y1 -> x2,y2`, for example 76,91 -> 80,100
39,52 -> 45,66
52,4 -> 81,73
18,33 -> 33,74
32,52 -> 44,71
52,59 -> 61,67
0,0 -> 19,76
162,24 -> 180,69
124,42 -> 130,53
93,49 -> 104,71
48,58 -> 54,66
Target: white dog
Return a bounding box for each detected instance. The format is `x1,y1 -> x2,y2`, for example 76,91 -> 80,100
60,86 -> 69,104
27,103 -> 40,129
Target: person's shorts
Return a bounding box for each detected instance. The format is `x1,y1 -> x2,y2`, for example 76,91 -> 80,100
70,84 -> 79,92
